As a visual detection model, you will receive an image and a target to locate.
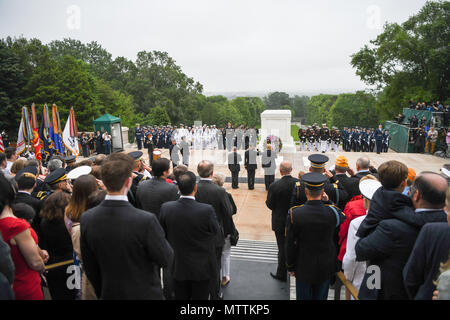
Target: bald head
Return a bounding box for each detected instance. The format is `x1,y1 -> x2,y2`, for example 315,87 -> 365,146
411,172 -> 448,209
197,160 -> 214,178
280,161 -> 293,176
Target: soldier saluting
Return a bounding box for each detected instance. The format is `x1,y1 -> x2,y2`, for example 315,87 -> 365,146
286,172 -> 345,300
290,154 -> 349,210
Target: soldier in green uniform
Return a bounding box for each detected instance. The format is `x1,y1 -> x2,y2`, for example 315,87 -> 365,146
286,172 -> 345,300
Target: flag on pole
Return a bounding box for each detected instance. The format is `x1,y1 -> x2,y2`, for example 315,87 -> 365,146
51,104 -> 64,155
0,136 -> 4,153
63,107 -> 79,156
16,109 -> 26,155
31,103 -> 41,160
39,104 -> 52,156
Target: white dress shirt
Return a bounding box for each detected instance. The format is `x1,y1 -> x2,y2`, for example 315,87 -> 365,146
105,194 -> 128,202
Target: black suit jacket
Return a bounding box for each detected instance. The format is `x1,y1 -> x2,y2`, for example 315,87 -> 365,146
80,200 -> 174,300
334,173 -> 360,199
356,210 -> 447,300
136,177 -> 180,220
244,150 -> 258,170
159,198 -> 219,281
228,152 -> 242,172
195,180 -> 233,247
266,175 -> 298,232
14,192 -> 43,237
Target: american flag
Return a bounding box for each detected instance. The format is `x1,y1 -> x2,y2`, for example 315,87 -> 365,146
0,135 -> 4,153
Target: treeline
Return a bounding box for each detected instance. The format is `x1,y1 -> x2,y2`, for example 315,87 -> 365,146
351,0 -> 449,120
0,37 -> 264,136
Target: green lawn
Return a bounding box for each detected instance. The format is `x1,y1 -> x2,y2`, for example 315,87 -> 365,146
291,124 -> 300,141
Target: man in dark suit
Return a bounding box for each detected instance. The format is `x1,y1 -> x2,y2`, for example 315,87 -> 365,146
244,145 -> 258,190
136,158 -> 179,220
14,167 -> 43,236
228,147 -> 242,189
286,172 -> 345,300
80,153 -> 173,299
375,124 -> 383,154
136,157 -> 180,299
345,157 -> 378,197
356,172 -> 448,300
160,171 -> 219,300
195,160 -> 233,300
265,160 -> 298,282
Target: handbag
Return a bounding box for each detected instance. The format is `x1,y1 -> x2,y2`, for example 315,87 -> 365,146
230,220 -> 239,246
262,161 -> 271,168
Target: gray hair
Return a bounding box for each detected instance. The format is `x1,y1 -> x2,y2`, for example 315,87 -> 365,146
356,156 -> 370,170
280,161 -> 293,175
47,159 -> 63,173
212,173 -> 226,187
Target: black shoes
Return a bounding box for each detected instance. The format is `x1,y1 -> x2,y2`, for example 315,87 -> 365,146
270,272 -> 287,282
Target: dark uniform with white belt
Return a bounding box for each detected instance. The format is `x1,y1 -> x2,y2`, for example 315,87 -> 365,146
286,172 -> 345,300
290,154 -> 349,210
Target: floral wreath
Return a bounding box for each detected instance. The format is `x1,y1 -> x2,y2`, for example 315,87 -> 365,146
265,135 -> 283,152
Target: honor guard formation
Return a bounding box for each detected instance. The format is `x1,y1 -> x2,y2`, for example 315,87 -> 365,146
298,123 -> 390,154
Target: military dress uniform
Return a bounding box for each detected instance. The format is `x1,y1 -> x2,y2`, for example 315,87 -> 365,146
128,151 -> 149,207
135,127 -> 144,150
286,172 -> 345,300
290,154 -> 349,210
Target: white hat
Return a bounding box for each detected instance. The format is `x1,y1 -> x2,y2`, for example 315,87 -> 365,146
441,167 -> 450,178
359,179 -> 382,200
67,165 -> 92,181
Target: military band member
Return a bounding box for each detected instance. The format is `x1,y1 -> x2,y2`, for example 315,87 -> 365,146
135,124 -> 144,150
299,129 -> 307,151
286,172 -> 345,300
375,124 -> 384,154
307,128 -> 315,152
320,124 -> 330,153
331,128 -> 341,152
382,130 -> 391,153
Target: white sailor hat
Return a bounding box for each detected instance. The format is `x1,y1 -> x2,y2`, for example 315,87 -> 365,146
359,179 -> 382,200
67,165 -> 92,181
441,167 -> 450,178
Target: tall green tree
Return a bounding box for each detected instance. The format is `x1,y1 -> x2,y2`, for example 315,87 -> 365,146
351,0 -> 450,120
327,91 -> 379,128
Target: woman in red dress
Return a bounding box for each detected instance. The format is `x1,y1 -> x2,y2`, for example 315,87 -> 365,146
0,172 -> 48,300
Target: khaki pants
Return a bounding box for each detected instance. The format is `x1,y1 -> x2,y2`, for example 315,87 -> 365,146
425,141 -> 436,154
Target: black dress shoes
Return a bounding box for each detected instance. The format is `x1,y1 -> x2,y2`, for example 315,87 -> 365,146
270,272 -> 287,282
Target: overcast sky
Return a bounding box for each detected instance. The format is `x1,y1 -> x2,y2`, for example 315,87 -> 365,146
0,0 -> 429,94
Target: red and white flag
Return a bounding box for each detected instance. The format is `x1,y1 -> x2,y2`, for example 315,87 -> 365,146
0,136 -> 4,153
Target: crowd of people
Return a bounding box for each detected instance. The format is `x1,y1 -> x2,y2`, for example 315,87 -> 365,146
1,118 -> 450,301
265,154 -> 450,300
297,124 -> 390,154
0,145 -> 240,300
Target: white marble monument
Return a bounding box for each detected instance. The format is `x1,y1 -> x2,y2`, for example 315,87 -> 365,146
260,109 -> 296,153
